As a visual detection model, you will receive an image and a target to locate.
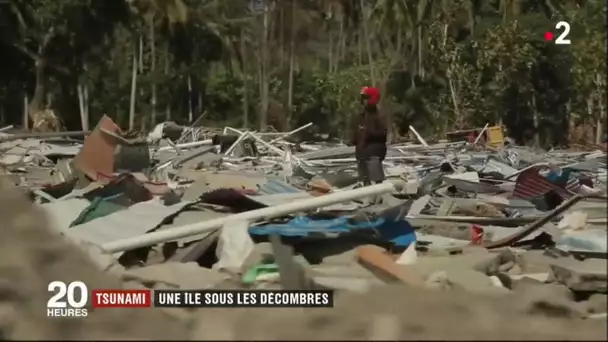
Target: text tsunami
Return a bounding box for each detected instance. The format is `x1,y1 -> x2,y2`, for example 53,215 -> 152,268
92,289 -> 152,308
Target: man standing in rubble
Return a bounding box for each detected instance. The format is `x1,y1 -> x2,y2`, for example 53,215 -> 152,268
352,86 -> 388,189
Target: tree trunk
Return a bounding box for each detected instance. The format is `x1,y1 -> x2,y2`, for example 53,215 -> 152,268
566,99 -> 575,143
165,104 -> 171,122
279,4 -> 284,68
595,73 -> 605,144
150,16 -> 157,127
257,49 -> 263,114
187,75 -> 193,123
586,97 -> 594,143
28,57 -> 46,121
286,0 -> 295,129
512,0 -> 522,16
23,95 -> 29,130
26,28 -> 56,129
359,0 -> 376,85
532,93 -> 540,147
84,82 -> 89,128
197,91 -> 202,117
242,75 -> 249,128
259,4 -> 270,131
467,1 -> 475,35
335,19 -> 344,72
328,33 -> 333,73
138,35 -> 146,131
77,82 -> 89,131
596,96 -> 605,144
128,42 -> 138,131
417,26 -> 424,79
164,43 -> 171,121
240,28 -> 249,128
500,0 -> 508,22
138,36 -> 144,73
357,28 -> 363,66
447,70 -> 460,124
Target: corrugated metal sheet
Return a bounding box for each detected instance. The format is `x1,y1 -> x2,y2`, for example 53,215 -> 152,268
67,199 -> 191,246
257,178 -> 302,194
565,176 -> 581,192
0,139 -> 81,164
483,158 -> 518,177
444,172 -> 479,182
429,197 -> 537,211
296,146 -> 355,160
568,142 -> 608,152
296,146 -> 404,160
442,177 -> 505,193
40,198 -> 91,234
513,167 -> 572,199
568,160 -> 605,172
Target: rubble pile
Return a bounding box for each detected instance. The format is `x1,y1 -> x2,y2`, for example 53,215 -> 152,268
0,116 -> 606,339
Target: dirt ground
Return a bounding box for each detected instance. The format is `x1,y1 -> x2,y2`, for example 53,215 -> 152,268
0,179 -> 606,340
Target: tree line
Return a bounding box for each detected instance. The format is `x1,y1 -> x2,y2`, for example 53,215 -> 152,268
0,0 -> 605,147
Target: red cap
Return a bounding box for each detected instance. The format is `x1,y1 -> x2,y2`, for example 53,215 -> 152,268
360,86 -> 380,105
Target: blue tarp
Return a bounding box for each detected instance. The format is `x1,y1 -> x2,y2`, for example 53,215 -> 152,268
378,219 -> 417,247
544,168 -> 574,186
249,215 -> 416,247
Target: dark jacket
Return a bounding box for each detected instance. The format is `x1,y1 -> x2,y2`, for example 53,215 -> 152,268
352,108 -> 387,160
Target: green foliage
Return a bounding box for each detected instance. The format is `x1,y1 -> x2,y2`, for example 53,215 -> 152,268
204,71 -> 245,125
289,67 -> 369,138
0,0 -> 605,146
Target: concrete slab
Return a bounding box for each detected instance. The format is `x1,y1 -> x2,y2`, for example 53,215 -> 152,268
550,258 -> 607,292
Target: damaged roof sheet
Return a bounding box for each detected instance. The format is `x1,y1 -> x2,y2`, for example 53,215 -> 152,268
67,199 -> 192,246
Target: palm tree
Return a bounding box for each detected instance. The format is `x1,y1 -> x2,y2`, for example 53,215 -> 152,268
125,0 -> 187,130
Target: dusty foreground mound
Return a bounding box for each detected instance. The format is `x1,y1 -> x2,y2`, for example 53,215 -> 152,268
0,180 -> 189,340
0,179 -> 606,340
195,287 -> 607,340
